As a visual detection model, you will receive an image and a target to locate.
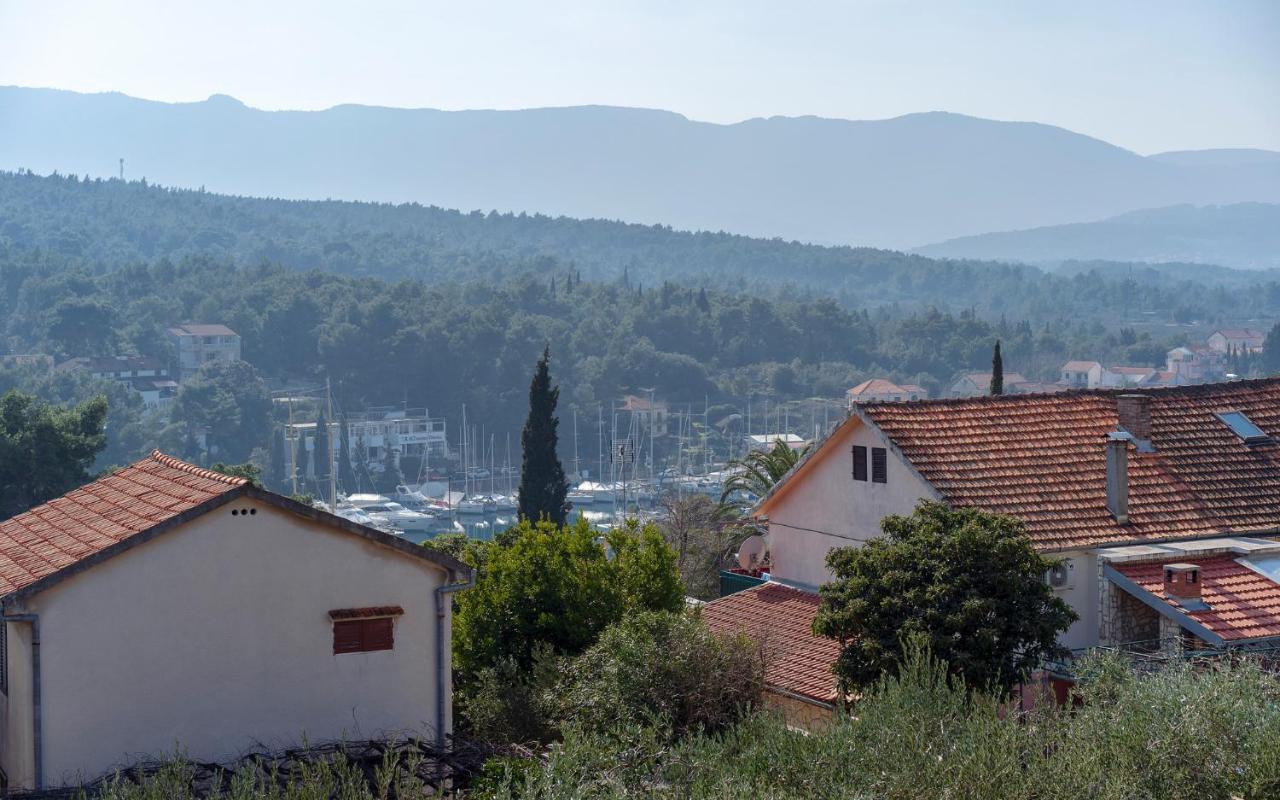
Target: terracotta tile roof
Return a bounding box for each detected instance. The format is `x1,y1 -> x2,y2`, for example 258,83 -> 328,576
1114,556 -> 1280,641
1062,361 -> 1101,372
701,582 -> 841,704
169,324 -> 238,337
0,451 -> 246,597
847,378 -> 908,398
857,378 -> 1280,551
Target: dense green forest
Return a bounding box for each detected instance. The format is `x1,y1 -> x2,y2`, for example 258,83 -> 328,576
1,170 -> 1276,471
5,170 -> 1280,322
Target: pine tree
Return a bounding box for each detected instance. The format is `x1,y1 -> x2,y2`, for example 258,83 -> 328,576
518,347 -> 569,526
696,287 -> 711,313
990,341 -> 1004,396
268,428 -> 287,490
313,407 -> 331,490
338,415 -> 358,492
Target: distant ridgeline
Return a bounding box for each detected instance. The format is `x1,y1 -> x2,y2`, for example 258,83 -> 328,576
1,170 -> 1278,325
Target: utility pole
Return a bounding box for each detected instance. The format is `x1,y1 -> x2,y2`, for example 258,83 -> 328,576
326,378 -> 337,509
288,395 -> 298,496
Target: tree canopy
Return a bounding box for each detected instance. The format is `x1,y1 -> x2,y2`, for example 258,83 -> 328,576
813,501 -> 1077,696
0,390 -> 107,519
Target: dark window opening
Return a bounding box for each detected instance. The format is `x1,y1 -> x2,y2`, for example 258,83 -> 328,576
871,448 -> 888,483
852,445 -> 868,481
333,617 -> 395,654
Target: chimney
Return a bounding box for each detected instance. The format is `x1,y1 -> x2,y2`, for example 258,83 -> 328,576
1116,394 -> 1152,444
1105,432 -> 1129,524
1163,563 -> 1201,601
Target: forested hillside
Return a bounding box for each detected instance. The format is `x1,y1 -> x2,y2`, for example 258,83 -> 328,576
2,171 -> 1278,471
4,171 -> 1280,323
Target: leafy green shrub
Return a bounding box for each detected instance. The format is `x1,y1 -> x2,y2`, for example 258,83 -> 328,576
454,517 -> 682,682
474,646 -> 1280,800
460,645 -> 562,745
552,610 -> 764,739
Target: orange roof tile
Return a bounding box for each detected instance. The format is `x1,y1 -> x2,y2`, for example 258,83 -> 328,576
858,378 -> 1280,551
0,451 -> 246,596
701,582 -> 841,704
1114,556 -> 1280,641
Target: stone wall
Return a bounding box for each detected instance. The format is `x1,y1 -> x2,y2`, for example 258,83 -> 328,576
1099,572 -> 1161,646
765,690 -> 836,732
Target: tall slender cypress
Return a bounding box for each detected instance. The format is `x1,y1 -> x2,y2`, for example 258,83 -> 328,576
990,341 -> 1004,396
338,415 -> 358,492
314,407 -> 331,488
518,347 -> 569,526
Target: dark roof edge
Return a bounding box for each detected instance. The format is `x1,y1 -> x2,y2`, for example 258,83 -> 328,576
1,485 -> 468,607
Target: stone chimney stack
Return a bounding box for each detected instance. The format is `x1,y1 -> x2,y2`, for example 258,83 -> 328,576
1163,563 -> 1201,601
1117,394 -> 1153,443
1105,432 -> 1129,524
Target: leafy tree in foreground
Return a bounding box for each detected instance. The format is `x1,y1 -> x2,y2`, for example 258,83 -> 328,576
0,390 -> 107,518
990,339 -> 1004,395
454,517 -> 682,681
813,501 -> 1076,697
553,610 -> 764,739
517,347 -> 568,526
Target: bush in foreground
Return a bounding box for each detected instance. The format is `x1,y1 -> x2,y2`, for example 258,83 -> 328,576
475,648 -> 1280,800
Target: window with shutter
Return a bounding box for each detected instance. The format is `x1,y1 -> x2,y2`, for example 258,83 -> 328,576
332,617 -> 396,654
871,447 -> 888,483
852,445 -> 868,481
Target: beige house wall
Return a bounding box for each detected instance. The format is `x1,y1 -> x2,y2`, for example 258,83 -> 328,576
6,497 -> 452,789
764,690 -> 837,732
764,419 -> 934,589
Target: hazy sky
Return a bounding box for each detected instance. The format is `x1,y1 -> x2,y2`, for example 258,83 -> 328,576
2,0 -> 1277,154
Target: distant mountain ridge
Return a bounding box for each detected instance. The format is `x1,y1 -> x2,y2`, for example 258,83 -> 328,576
914,203 -> 1280,269
2,87 -> 1279,250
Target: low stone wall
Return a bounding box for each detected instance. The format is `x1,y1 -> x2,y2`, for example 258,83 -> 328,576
765,690 -> 837,732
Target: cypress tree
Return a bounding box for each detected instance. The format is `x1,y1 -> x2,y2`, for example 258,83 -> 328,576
518,347 -> 569,526
338,415 -> 358,492
268,428 -> 287,490
990,341 -> 1004,396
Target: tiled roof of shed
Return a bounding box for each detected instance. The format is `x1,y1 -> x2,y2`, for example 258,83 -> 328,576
1114,556 -> 1280,641
859,379 -> 1280,551
701,582 -> 841,705
0,451 -> 245,596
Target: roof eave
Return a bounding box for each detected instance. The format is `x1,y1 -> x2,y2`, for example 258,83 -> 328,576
1,485 -> 469,609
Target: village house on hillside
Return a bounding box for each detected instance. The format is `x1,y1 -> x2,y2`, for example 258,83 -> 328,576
845,379 -> 927,406
57,355 -> 178,410
706,379 -> 1280,723
168,324 -> 242,381
946,370 -> 1030,397
1207,328 -> 1266,354
0,452 -> 470,791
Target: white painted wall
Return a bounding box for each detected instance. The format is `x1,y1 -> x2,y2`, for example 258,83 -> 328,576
15,498 -> 453,789
765,419 -> 934,589
1047,551 -> 1099,651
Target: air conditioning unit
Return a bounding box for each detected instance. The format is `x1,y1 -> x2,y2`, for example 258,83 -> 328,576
1045,560 -> 1075,591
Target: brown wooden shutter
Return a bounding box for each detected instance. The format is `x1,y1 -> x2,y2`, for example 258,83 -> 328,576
852,445 -> 868,481
871,447 -> 888,483
333,620 -> 365,654
362,617 -> 395,652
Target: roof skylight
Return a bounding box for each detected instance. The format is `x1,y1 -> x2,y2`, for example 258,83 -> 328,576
1215,411 -> 1273,446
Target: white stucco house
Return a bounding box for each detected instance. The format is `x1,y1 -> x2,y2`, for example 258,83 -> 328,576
0,451 -> 471,791
744,379 -> 1280,658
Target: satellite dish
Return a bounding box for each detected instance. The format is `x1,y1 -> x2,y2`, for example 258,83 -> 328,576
736,535 -> 767,570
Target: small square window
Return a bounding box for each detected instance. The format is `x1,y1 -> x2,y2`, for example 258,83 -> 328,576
871,448 -> 888,483
333,617 -> 395,654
